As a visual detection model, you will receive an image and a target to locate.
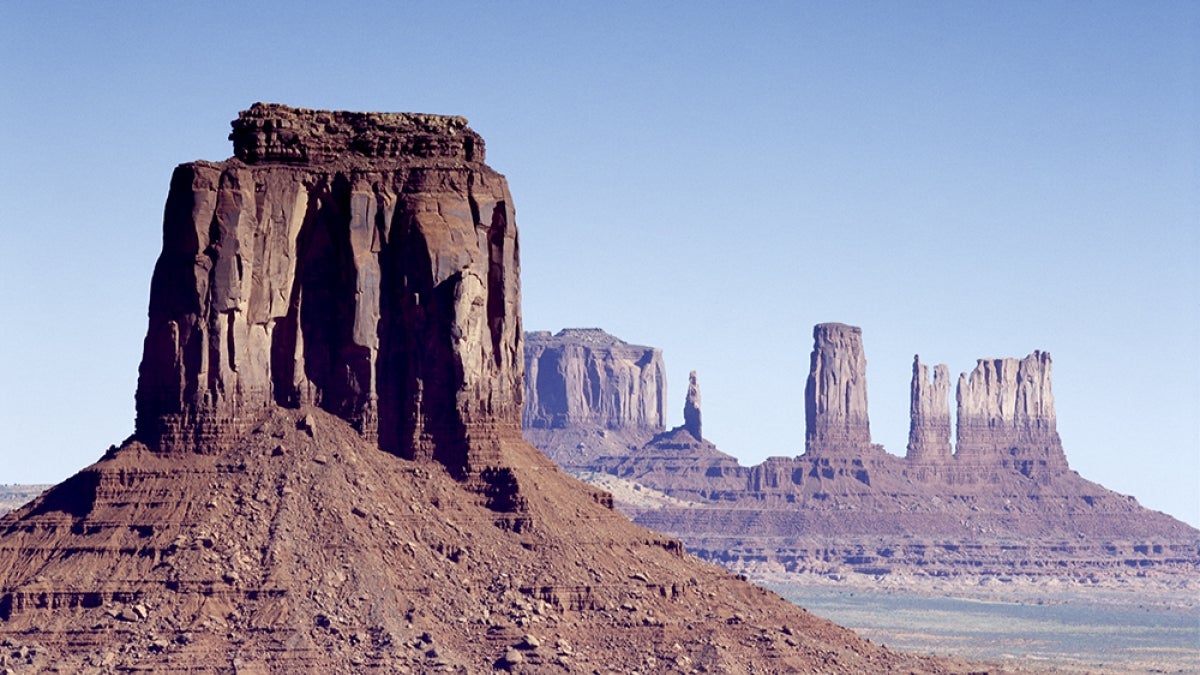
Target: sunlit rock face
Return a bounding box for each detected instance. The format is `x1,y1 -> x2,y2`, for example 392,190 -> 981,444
954,351 -> 1068,480
804,323 -> 872,455
135,103 -> 523,475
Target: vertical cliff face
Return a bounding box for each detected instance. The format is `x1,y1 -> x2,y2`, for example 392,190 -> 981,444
683,370 -> 702,441
906,356 -> 952,463
955,351 -> 1067,478
522,329 -> 666,432
135,103 -> 523,476
804,323 -> 872,455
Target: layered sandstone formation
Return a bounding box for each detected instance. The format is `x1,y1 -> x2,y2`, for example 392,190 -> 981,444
804,323 -> 872,455
905,356 -> 953,465
135,103 -> 522,477
523,325 -> 1200,587
3,106 -> 975,673
955,352 -> 1068,480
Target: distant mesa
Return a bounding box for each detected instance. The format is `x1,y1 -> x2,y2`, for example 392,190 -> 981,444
523,328 -> 666,433
522,328 -> 668,469
523,323 -> 1200,584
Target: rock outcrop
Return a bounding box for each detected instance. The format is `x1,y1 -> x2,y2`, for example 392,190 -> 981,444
955,351 -> 1068,480
135,103 -> 522,477
683,370 -> 702,441
804,323 -> 872,455
522,328 -> 666,432
905,356 -> 952,464
5,106 -> 977,673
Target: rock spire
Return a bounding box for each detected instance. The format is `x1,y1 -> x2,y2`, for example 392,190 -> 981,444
683,370 -> 702,440
955,351 -> 1068,478
804,323 -> 871,455
135,103 -> 523,476
906,356 -> 952,463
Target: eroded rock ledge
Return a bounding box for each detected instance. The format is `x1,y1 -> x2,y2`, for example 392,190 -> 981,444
229,102 -> 482,165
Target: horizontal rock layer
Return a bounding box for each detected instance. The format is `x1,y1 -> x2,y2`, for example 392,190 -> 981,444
230,102 -> 483,165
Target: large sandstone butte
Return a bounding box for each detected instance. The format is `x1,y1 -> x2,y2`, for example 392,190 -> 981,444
136,103 -> 521,477
0,105 -> 980,673
524,325 -> 1200,587
953,353 -> 1068,480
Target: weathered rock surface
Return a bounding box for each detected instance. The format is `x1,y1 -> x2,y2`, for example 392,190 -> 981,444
136,103 -> 522,478
805,323 -> 872,455
1,106 -> 982,673
905,356 -> 953,466
6,408 -> 971,674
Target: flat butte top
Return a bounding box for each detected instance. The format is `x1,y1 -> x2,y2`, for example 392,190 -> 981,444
228,102 -> 485,166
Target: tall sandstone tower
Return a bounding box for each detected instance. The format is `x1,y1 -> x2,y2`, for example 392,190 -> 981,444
804,323 -> 872,455
905,356 -> 953,464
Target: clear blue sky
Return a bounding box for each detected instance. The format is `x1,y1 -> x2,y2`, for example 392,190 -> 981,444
1,2 -> 1196,527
